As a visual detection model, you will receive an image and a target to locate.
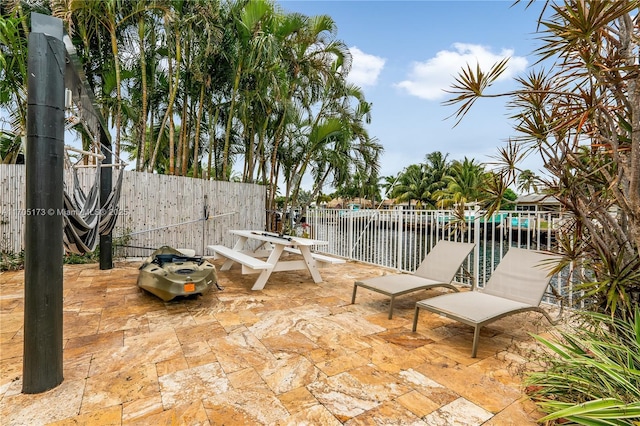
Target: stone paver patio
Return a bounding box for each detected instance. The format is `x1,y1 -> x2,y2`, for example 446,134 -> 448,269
0,257 -> 550,425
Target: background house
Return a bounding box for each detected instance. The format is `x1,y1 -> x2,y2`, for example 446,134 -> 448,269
515,194 -> 561,212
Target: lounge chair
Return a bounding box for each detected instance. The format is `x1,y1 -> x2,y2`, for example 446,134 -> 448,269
412,247 -> 560,357
352,240 -> 475,319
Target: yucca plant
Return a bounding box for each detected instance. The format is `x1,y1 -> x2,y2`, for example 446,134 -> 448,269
525,308 -> 640,425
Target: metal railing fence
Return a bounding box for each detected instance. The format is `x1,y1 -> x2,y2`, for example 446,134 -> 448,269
306,207 -> 576,307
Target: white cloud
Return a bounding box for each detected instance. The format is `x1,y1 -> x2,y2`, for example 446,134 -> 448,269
395,43 -> 528,100
347,46 -> 386,87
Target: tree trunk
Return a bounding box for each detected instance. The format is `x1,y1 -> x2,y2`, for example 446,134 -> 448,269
149,28 -> 180,174
136,17 -> 147,171
222,59 -> 242,179
192,84 -> 205,178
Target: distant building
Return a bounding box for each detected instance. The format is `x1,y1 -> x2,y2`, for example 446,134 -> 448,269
515,194 -> 561,212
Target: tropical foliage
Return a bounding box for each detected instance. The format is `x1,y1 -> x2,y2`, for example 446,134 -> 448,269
526,308 -> 640,425
382,151 -> 517,211
0,0 -> 382,216
445,0 -> 640,319
444,1 -> 640,423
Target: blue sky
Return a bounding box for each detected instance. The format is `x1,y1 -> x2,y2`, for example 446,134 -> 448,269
279,0 -> 548,186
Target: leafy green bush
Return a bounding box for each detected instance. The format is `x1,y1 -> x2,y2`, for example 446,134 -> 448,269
63,250 -> 99,264
526,308 -> 640,425
0,250 -> 24,271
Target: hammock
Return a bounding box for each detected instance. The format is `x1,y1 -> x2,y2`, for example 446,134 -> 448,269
62,162 -> 124,255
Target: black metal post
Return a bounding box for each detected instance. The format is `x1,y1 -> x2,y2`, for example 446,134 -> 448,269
99,131 -> 113,270
23,15 -> 65,394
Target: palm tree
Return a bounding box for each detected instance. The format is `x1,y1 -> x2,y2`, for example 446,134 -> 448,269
380,175 -> 399,200
55,0 -> 134,160
423,151 -> 451,208
444,0 -> 640,318
393,164 -> 430,208
435,157 -> 487,208
517,169 -> 539,194
0,9 -> 29,162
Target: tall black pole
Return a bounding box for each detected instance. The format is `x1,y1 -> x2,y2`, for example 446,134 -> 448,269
23,14 -> 65,394
99,131 -> 113,270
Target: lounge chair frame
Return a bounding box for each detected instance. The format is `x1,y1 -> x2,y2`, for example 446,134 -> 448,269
411,247 -> 560,357
352,240 -> 475,319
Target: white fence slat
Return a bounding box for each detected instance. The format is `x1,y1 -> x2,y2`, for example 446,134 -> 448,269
1,165 -> 265,257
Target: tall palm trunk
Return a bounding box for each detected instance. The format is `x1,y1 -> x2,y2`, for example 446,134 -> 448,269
207,103 -> 220,180
109,27 -> 122,160
136,16 -> 148,171
149,26 -> 181,173
176,92 -> 188,176
222,58 -> 242,179
192,83 -> 206,178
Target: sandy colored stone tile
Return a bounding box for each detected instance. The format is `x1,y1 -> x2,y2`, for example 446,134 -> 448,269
276,403 -> 342,426
397,368 -> 459,406
182,340 -> 218,368
484,397 -> 544,425
187,304 -> 227,326
359,340 -> 431,375
89,329 -> 182,376
122,393 -> 164,422
98,311 -> 150,334
467,355 -> 527,388
346,400 -> 427,426
213,311 -> 244,332
376,328 -> 434,349
307,365 -> 411,422
258,354 -> 321,395
0,356 -> 22,398
416,354 -> 523,413
0,295 -> 22,313
396,390 -> 441,418
63,352 -> 92,381
325,312 -> 386,336
146,309 -> 198,332
171,401 -> 211,426
278,386 -> 319,415
0,311 -> 23,334
63,310 -> 101,338
47,405 -> 122,426
155,355 -> 189,376
315,352 -> 370,376
174,320 -> 226,346
247,309 -> 306,339
260,331 -> 319,357
81,363 -> 159,413
122,324 -> 152,338
158,362 -> 229,407
208,328 -> 275,374
295,316 -> 351,342
203,388 -> 289,425
0,333 -> 22,360
227,367 -> 266,390
64,330 -> 124,354
423,397 -> 493,426
0,379 -> 85,426
0,263 -> 549,426
306,331 -> 372,364
125,408 -> 178,426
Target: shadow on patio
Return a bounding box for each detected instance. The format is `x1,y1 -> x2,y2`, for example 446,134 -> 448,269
0,259 -> 550,425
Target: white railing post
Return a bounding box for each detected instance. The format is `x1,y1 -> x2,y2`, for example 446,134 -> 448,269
348,211 -> 354,259
396,207 -> 404,271
473,206 -> 481,289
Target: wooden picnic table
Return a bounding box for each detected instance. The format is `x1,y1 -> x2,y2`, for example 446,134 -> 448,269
208,230 -> 344,290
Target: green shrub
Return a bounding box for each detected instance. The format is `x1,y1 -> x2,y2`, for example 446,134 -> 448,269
0,250 -> 24,271
63,250 -> 99,264
526,308 -> 640,425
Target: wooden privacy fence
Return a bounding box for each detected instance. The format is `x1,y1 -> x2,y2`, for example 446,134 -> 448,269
0,165 -> 266,256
